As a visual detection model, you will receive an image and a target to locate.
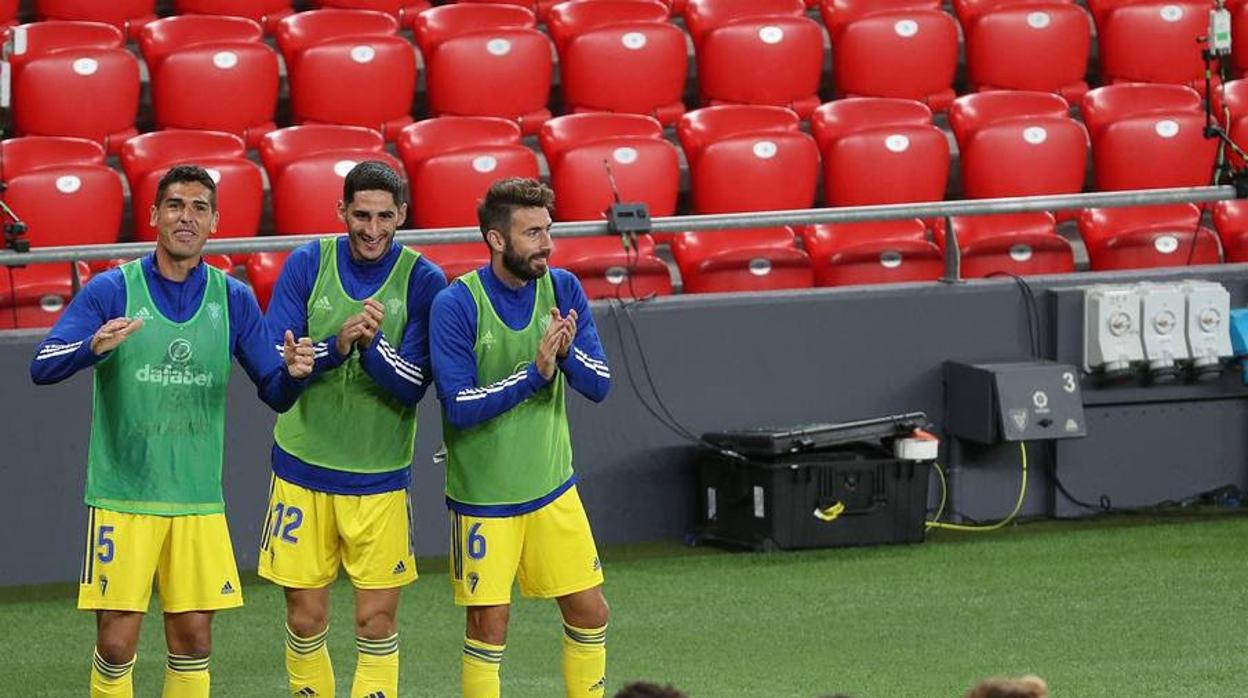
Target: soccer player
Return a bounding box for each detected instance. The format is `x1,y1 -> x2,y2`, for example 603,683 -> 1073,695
258,161 -> 446,698
29,165 -> 315,698
430,178 -> 612,698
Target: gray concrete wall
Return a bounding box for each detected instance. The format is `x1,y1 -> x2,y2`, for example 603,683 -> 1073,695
4,265 -> 1248,586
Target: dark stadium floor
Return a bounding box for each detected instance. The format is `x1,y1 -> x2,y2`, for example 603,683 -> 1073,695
2,514 -> 1247,697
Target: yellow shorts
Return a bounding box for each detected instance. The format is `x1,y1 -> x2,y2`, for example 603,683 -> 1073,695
450,485 -> 604,606
77,507 -> 243,614
257,474 -> 418,590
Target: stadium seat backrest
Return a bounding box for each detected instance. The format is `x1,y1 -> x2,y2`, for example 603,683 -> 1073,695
314,0 -> 432,28
173,0 -> 295,34
1213,199 -> 1248,262
959,115 -> 1088,198
1099,2 -> 1211,90
1081,83 -> 1203,138
271,150 -> 406,235
0,261 -> 92,329
0,137 -> 122,247
550,135 -> 680,220
684,0 -> 804,46
948,91 -> 1070,144
541,113 -> 665,166
413,3 -> 536,47
553,233 -> 673,299
690,131 -> 820,213
811,97 -> 933,153
677,105 -> 802,170
275,8 -> 398,68
832,8 -> 959,111
1215,79 -> 1248,164
695,15 -> 824,117
671,227 -> 814,293
245,251 -> 289,311
801,220 -> 943,286
933,213 -> 1075,277
820,0 -> 941,38
10,43 -> 139,153
953,0 -> 1075,24
455,0 -> 557,23
260,124 -> 388,178
120,130 -> 247,177
558,20 -> 689,124
397,117 -> 538,228
1082,84 -> 1214,191
1079,204 -> 1220,270
35,0 -> 157,40
5,21 -> 124,70
964,3 -> 1091,99
408,242 -> 488,282
547,0 -> 670,50
149,42 -> 280,147
0,0 -> 16,25
286,35 -> 417,140
139,15 -> 264,73
823,124 -> 949,206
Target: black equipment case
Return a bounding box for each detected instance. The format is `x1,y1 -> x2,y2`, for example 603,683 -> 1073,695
695,414 -> 933,552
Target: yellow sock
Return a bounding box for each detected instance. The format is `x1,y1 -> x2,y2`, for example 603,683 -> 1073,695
561,623 -> 607,698
162,654 -> 210,698
91,648 -> 135,698
285,624 -> 335,697
351,633 -> 398,698
462,637 -> 504,698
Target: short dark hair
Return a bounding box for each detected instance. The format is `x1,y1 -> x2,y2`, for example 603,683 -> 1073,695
343,160 -> 406,208
613,682 -> 688,698
477,177 -> 554,240
156,165 -> 217,210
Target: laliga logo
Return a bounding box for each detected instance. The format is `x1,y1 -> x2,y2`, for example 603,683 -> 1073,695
134,339 -> 215,387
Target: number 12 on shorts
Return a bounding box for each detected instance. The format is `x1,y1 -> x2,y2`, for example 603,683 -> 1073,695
270,503 -> 304,544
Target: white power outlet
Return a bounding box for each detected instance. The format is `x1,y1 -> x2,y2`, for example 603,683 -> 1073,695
1084,285 -> 1143,375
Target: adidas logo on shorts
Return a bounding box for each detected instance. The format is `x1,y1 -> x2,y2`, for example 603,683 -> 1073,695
363,692 -> 387,698
392,561 -> 407,575
220,581 -> 235,595
294,688 -> 318,697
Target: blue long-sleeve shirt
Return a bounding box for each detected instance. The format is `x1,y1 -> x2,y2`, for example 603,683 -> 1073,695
30,254 -> 304,412
264,237 -> 447,494
431,264 -> 611,432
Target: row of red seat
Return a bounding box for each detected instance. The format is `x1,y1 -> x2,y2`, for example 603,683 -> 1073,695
6,0 -> 1241,152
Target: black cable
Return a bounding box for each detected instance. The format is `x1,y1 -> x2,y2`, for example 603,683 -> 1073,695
987,271 -> 1042,358
5,263 -> 16,328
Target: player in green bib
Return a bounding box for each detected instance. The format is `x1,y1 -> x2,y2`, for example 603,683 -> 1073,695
30,166 -> 315,698
430,178 -> 613,698
257,161 -> 447,698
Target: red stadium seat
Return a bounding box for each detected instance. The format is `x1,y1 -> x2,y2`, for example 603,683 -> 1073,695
1231,0 -> 1248,76
173,0 -> 295,34
801,220 -> 944,286
276,10 -> 415,140
0,262 -> 92,329
810,98 -> 949,206
1212,78 -> 1248,167
540,114 -> 680,224
408,242 -> 488,281
397,117 -> 540,228
933,213 -> 1075,277
1213,199 -> 1248,262
0,137 -> 123,248
822,1 -> 959,111
414,5 -> 553,135
1079,204 -> 1221,270
685,0 -> 823,117
1082,84 -> 1217,191
35,0 -> 156,40
244,251 -> 289,311
260,125 -> 403,235
120,131 -> 265,243
677,106 -> 819,214
455,0 -> 559,23
6,22 -> 139,154
948,92 -> 1087,200
0,0 -> 17,26
963,2 -> 1091,102
553,233 -> 673,299
140,17 -> 279,148
1098,2 -> 1213,94
548,0 -> 688,125
671,227 -> 813,294
312,0 -> 433,29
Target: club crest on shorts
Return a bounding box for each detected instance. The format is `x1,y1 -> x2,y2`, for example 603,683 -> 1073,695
99,575 -> 108,596
467,571 -> 480,594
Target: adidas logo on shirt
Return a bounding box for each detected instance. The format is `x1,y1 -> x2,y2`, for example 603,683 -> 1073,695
392,561 -> 407,575
133,307 -> 153,321
480,329 -> 496,350
220,580 -> 235,595
312,296 -> 333,314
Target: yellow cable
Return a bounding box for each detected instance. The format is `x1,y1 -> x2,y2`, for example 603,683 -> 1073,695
926,442 -> 1028,532
929,460 -> 948,525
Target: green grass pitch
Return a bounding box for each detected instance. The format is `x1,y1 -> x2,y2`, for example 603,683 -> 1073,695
2,514 -> 1246,697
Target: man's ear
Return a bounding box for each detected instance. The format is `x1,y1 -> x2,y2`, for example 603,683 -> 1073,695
486,229 -> 506,253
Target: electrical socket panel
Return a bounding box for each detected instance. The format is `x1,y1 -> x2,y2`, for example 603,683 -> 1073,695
1137,283 -> 1189,374
1181,280 -> 1232,369
1084,285 -> 1143,375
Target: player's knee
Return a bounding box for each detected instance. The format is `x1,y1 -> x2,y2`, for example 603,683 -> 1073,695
176,633 -> 213,659
584,595 -> 609,628
355,607 -> 397,639
95,637 -> 137,666
287,609 -> 328,638
467,606 -> 510,645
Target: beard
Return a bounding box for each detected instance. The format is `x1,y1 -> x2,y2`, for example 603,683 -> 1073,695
502,238 -> 549,281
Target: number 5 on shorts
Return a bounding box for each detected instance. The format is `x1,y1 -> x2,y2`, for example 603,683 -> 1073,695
467,522 -> 487,560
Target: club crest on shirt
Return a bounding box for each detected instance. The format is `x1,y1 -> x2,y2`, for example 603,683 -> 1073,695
386,297 -> 402,317
538,315 -> 552,333
206,301 -> 223,329
167,338 -> 193,364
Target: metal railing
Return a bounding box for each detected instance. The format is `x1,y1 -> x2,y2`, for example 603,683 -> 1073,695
0,185 -> 1237,266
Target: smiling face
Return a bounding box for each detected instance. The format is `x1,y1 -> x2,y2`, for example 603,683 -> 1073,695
492,205 -> 553,282
340,189 -> 406,263
150,180 -> 219,262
